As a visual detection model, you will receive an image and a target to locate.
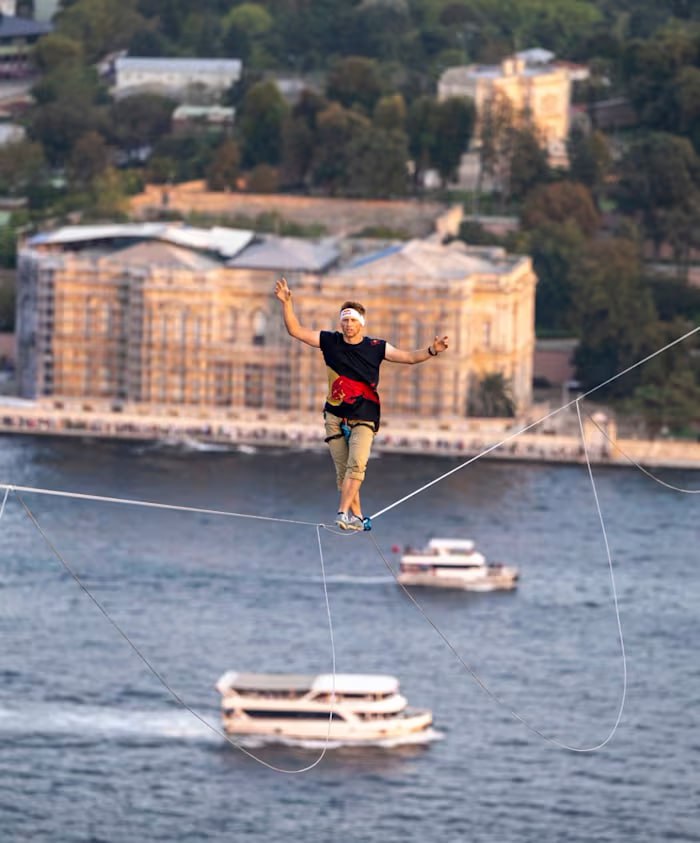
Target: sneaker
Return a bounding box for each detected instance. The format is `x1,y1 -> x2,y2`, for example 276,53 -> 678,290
335,511 -> 351,530
346,514 -> 365,532
335,512 -> 364,531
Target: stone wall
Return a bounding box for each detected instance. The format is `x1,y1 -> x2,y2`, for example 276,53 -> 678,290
131,181 -> 462,238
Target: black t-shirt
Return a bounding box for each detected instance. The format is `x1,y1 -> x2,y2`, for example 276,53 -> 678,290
319,330 -> 387,429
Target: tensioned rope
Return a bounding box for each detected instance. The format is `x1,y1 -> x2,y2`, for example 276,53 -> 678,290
364,397 -> 629,752
2,324 -> 697,527
8,490 -> 339,775
0,324 -> 697,764
369,323 -> 700,520
585,414 -> 700,494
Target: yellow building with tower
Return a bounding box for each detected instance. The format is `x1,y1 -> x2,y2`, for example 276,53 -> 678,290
438,52 -> 572,164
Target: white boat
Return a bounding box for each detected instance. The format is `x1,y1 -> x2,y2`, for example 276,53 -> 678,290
396,538 -> 519,591
215,671 -> 433,743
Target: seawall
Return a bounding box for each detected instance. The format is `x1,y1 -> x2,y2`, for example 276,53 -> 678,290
1,402 -> 699,471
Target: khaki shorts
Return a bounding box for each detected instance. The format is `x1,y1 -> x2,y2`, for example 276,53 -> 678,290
324,414 -> 376,487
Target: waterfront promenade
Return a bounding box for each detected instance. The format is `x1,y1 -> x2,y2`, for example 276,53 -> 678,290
1,399 -> 699,471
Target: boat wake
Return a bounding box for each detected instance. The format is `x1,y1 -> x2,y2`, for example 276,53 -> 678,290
0,701 -> 218,742
305,574 -> 395,585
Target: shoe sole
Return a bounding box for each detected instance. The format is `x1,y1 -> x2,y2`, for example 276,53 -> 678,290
335,520 -> 363,532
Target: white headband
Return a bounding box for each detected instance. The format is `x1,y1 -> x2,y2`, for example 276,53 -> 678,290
339,307 -> 365,326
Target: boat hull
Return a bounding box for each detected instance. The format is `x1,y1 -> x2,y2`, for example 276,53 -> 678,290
221,708 -> 433,742
397,568 -> 518,591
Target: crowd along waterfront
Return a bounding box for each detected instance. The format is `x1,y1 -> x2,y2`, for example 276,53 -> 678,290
1,398 -> 699,470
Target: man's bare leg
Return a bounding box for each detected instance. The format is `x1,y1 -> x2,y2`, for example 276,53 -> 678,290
338,477 -> 362,516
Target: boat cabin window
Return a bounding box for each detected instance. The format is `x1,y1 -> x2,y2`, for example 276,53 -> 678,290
240,709 -> 346,721
313,691 -> 393,701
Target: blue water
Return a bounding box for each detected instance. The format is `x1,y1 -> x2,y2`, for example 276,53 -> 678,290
0,435 -> 699,842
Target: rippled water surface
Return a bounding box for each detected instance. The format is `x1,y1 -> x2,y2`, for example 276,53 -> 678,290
0,435 -> 698,842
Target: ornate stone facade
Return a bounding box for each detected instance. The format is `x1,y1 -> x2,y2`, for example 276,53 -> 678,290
17,225 -> 537,421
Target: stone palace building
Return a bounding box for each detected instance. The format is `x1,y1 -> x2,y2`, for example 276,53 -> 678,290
16,223 -> 537,423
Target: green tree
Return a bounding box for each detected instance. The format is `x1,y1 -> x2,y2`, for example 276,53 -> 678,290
0,141 -> 47,196
310,103 -> 370,195
406,95 -> 440,189
0,270 -> 15,325
621,27 -> 700,132
87,167 -> 129,220
571,238 -> 660,398
223,2 -> 273,38
567,127 -> 611,205
206,139 -> 241,190
506,124 -> 550,202
33,33 -> 84,73
373,94 -> 407,131
280,115 -> 315,188
223,3 -> 273,66
31,64 -> 101,108
326,56 -> 384,114
345,126 -> 409,197
615,132 -> 700,255
108,94 -> 176,155
630,361 -> 700,437
278,88 -> 329,187
151,132 -> 219,181
238,80 -> 289,168
432,96 -> 475,187
528,220 -> 588,332
469,372 -> 515,417
674,65 -> 700,153
349,0 -> 412,61
56,0 -> 146,62
509,0 -> 602,55
27,98 -> 106,167
246,164 -> 279,193
475,90 -> 516,211
522,181 -> 600,237
67,131 -> 110,189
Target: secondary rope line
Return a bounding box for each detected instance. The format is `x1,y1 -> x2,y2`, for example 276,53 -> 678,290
0,483 -> 321,528
370,323 -> 700,520
1,326 -> 695,766
13,488 -> 339,775
3,325 -> 697,528
586,414 -> 700,494
574,399 -> 627,748
366,401 -> 628,752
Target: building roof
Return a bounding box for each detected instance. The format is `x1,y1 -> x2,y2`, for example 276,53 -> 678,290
216,671 -> 399,696
228,235 -> 340,272
116,56 -> 242,76
0,14 -> 52,39
517,47 -> 555,66
108,240 -> 220,272
440,59 -> 562,85
341,239 -> 516,282
172,105 -> 235,122
28,223 -> 254,260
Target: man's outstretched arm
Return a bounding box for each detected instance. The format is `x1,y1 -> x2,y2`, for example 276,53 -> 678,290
385,335 -> 449,364
274,277 -> 321,348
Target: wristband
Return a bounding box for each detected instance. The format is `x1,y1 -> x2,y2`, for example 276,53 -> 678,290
428,345 -> 437,357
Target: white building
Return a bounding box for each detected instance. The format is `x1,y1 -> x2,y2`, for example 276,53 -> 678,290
114,57 -> 242,103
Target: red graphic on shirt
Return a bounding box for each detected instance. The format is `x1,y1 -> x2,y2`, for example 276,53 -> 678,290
327,371 -> 379,406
